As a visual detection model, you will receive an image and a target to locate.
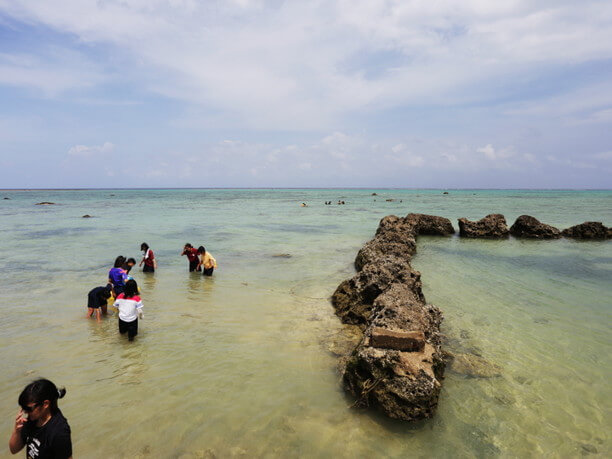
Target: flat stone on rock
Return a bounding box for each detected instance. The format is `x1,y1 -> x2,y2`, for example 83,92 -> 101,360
370,327 -> 425,352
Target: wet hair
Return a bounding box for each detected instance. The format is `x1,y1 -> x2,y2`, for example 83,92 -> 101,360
197,246 -> 206,254
141,242 -> 149,252
114,256 -> 126,268
123,279 -> 138,298
19,379 -> 66,414
126,258 -> 136,265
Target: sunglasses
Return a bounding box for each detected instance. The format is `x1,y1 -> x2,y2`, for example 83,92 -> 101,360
21,403 -> 40,413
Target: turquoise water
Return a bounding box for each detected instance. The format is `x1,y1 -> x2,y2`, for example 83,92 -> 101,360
0,189 -> 610,457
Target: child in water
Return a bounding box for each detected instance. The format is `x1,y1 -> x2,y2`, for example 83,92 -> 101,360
86,284 -> 112,322
197,246 -> 217,276
113,279 -> 144,342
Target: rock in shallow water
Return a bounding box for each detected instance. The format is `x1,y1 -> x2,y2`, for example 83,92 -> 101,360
458,214 -> 509,238
510,215 -> 561,239
562,221 -> 611,239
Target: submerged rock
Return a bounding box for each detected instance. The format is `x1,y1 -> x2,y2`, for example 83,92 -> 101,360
448,353 -> 502,378
510,215 -> 561,239
562,221 -> 611,239
458,214 -> 509,238
271,253 -> 292,258
35,201 -> 56,205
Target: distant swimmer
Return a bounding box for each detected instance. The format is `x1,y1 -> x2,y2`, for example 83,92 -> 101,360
108,256 -> 128,297
87,284 -> 112,321
197,246 -> 217,276
113,279 -> 144,342
9,379 -> 72,458
181,243 -> 201,272
139,242 -> 156,273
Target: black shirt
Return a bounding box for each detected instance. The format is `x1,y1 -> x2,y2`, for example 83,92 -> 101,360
20,410 -> 72,459
87,285 -> 110,308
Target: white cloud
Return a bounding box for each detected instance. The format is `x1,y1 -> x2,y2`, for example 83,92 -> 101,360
2,1 -> 612,128
68,141 -> 114,157
477,144 -> 515,160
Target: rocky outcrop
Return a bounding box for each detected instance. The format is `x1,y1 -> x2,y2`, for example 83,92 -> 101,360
331,213 -> 453,421
562,222 -> 611,239
509,215 -> 561,239
35,202 -> 56,205
458,214 -> 509,238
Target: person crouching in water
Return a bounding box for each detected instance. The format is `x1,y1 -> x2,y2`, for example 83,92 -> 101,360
9,378 -> 72,458
87,284 -> 112,322
113,279 -> 144,342
181,243 -> 201,272
197,246 -> 217,276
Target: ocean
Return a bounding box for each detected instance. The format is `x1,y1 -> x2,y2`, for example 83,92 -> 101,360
0,189 -> 610,457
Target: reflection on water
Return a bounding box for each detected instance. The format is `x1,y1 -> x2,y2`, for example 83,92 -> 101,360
0,189 -> 610,457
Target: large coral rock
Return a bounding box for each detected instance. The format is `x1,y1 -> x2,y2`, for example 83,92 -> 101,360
562,221 -> 611,239
510,215 -> 561,239
331,213 -> 450,421
405,213 -> 455,235
343,345 -> 444,420
458,214 -> 509,238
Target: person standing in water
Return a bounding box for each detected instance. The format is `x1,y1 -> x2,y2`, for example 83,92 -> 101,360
113,279 -> 144,342
197,246 -> 217,276
9,378 -> 72,458
108,255 -> 128,297
181,243 -> 200,272
139,242 -> 156,273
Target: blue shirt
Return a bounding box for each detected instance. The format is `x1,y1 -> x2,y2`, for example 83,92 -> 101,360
108,267 -> 127,288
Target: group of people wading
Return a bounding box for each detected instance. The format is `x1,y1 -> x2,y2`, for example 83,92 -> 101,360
7,242 -> 219,458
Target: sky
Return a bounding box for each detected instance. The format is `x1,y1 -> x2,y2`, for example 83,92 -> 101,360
0,0 -> 611,188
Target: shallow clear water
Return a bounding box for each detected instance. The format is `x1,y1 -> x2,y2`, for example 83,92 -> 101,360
0,189 -> 610,457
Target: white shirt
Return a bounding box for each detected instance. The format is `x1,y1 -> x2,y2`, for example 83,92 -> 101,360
114,294 -> 143,322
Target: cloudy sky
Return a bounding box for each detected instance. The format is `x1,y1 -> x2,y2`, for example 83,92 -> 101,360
0,0 -> 611,188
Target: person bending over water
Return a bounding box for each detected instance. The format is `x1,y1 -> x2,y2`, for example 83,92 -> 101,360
181,243 -> 200,272
139,242 -> 156,273
9,378 -> 72,459
113,279 -> 144,342
122,258 -> 137,274
197,246 -> 217,276
108,255 -> 128,297
87,284 -> 112,321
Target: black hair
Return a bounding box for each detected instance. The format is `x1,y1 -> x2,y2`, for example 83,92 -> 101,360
184,243 -> 192,248
123,279 -> 138,298
140,243 -> 149,252
114,256 -> 126,268
19,379 -> 66,414
126,258 -> 136,265
99,287 -> 112,300
197,246 -> 206,254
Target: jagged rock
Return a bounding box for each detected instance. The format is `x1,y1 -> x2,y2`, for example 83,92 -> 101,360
332,257 -> 421,325
458,214 -> 509,238
510,215 -> 561,239
332,212 -> 449,421
406,213 -> 455,236
449,353 -> 502,378
343,345 -> 444,420
562,221 -> 610,239
35,202 -> 56,205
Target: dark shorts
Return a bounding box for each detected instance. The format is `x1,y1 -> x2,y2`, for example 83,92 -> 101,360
203,267 -> 214,276
119,318 -> 138,340
143,264 -> 155,273
189,260 -> 201,272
